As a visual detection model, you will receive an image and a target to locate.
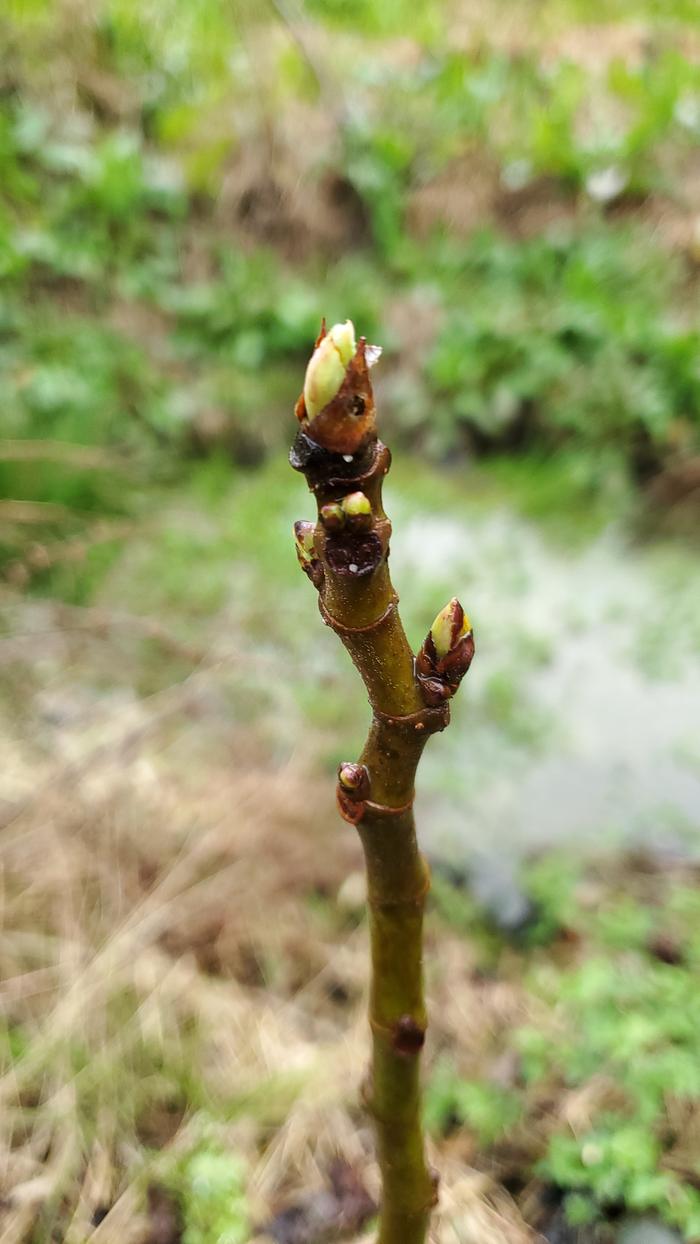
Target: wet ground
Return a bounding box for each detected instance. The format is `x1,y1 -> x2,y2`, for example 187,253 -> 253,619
1,457 -> 698,1242
386,491 -> 700,875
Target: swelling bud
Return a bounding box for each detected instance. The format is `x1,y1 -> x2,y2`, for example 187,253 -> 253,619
303,320 -> 357,419
429,598 -> 471,658
342,490 -> 372,532
417,597 -> 474,704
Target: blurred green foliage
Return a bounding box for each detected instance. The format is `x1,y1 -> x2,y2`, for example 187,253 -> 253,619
428,860 -> 700,1238
422,229 -> 699,461
424,1063 -> 523,1145
165,1138 -> 249,1244
3,5 -> 700,1236
2,0 -> 700,587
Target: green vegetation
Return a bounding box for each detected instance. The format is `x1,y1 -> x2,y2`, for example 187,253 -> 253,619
427,859 -> 700,1238
3,0 -> 700,589
165,1139 -> 249,1244
2,1 -> 700,1240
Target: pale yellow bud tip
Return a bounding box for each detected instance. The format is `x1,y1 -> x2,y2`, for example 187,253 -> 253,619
303,320 -> 356,419
342,491 -> 371,517
329,319 -> 356,367
430,597 -> 472,658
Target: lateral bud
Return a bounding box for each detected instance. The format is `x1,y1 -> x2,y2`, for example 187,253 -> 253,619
338,762 -> 370,800
319,501 -> 346,532
391,1015 -> 426,1057
416,597 -> 474,705
293,520 -> 324,589
336,761 -> 370,824
341,491 -> 372,532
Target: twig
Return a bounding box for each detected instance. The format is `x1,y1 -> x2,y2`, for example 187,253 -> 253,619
290,322 -> 474,1243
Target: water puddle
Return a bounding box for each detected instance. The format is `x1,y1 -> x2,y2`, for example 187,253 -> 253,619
388,503 -> 700,865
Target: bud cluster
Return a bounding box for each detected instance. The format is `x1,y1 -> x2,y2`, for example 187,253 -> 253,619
320,490 -> 372,534
416,598 -> 474,706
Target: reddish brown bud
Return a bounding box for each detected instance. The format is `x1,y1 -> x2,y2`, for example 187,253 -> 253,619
319,501 -> 346,532
337,762 -> 370,800
336,762 -> 370,824
416,598 -> 474,705
391,1015 -> 426,1056
295,327 -> 381,456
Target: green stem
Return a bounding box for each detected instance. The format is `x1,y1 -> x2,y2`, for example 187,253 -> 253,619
292,435 -> 460,1243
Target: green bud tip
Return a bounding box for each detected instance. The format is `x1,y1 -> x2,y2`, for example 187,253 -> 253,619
303,320 -> 357,420
293,520 -> 316,565
342,491 -> 371,518
430,597 -> 472,659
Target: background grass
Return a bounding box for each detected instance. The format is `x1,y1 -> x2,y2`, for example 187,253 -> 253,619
2,1 -> 700,1241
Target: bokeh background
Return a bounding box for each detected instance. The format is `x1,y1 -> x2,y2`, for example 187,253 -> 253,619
2,1 -> 700,1241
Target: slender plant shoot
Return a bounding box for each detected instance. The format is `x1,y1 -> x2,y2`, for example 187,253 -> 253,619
290,320 -> 474,1244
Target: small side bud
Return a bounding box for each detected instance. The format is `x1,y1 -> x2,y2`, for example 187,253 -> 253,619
342,490 -> 372,532
303,320 -> 356,420
319,501 -> 346,532
336,761 -> 370,824
416,597 -> 474,703
391,1015 -> 426,1057
293,520 -> 323,589
338,762 -> 370,800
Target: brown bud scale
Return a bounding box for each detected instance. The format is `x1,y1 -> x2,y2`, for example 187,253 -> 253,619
295,337 -> 377,455
336,785 -> 367,825
416,630 -> 475,706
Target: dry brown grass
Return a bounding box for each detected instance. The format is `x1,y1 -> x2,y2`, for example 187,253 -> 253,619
0,605 -> 536,1243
